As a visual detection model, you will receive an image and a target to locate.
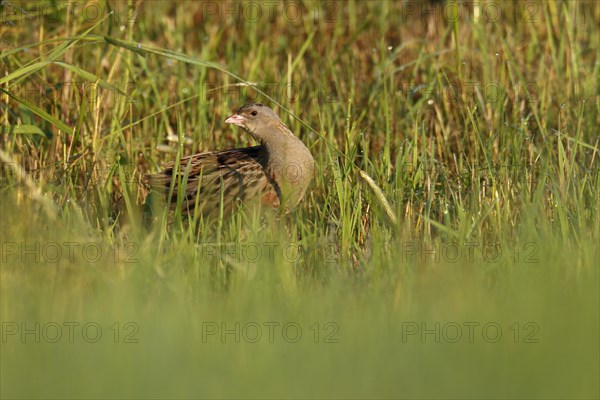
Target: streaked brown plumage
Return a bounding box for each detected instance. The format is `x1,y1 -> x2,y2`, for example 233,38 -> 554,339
144,103 -> 314,217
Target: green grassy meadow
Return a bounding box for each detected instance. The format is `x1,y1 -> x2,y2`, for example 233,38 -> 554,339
1,1 -> 599,398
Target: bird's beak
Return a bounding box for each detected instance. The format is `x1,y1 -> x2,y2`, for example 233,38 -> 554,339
225,113 -> 247,127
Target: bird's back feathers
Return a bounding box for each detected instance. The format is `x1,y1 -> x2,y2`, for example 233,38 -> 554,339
144,146 -> 280,216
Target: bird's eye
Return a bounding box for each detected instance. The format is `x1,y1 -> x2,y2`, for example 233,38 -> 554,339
251,111 -> 258,116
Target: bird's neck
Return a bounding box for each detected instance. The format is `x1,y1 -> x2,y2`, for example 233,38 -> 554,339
244,122 -> 313,209
248,121 -> 297,153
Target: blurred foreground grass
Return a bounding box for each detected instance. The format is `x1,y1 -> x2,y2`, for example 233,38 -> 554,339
1,1 -> 599,398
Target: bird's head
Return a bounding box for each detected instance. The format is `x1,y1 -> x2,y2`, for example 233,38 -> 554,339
225,103 -> 284,140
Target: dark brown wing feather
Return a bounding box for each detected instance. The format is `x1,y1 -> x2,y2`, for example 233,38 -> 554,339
144,146 -> 280,216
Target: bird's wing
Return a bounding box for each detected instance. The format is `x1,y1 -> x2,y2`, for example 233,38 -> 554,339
144,146 -> 280,215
